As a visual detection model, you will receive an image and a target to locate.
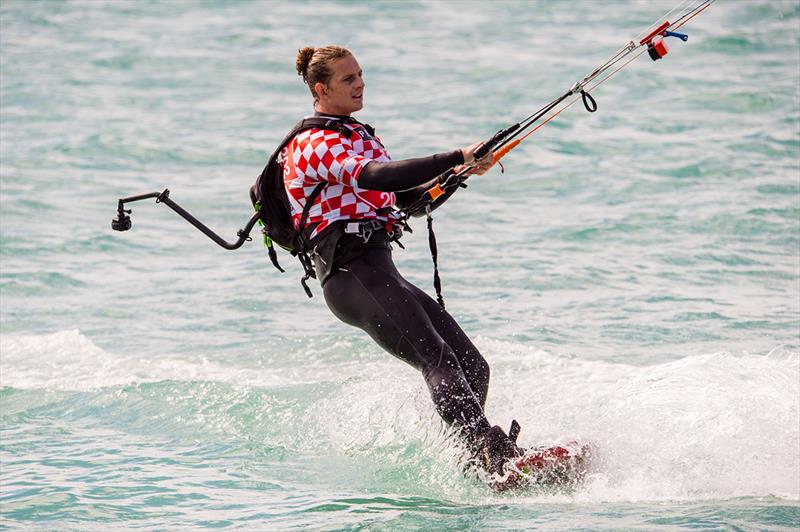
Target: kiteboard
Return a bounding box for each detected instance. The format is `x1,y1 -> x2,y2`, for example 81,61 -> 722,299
488,442 -> 592,493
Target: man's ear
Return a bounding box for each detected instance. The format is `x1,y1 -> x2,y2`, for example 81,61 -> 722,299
314,82 -> 327,98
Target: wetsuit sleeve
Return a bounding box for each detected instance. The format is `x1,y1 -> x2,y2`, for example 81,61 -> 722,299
358,150 -> 464,192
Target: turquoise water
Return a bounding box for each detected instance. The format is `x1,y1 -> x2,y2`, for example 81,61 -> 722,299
1,0 -> 799,529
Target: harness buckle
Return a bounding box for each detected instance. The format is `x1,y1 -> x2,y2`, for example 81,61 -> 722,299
360,226 -> 373,243
344,219 -> 384,243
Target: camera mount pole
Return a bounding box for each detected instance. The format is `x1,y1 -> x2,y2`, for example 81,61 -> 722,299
112,189 -> 261,251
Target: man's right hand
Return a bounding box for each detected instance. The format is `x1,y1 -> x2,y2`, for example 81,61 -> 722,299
459,142 -> 495,176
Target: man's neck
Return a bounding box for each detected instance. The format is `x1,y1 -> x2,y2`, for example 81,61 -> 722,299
314,103 -> 351,118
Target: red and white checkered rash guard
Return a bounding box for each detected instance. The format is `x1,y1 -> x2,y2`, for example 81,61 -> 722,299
280,120 -> 400,239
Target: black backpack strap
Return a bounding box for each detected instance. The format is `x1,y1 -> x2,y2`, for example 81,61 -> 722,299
298,182 -> 327,236
294,181 -> 327,298
293,181 -> 326,252
288,116 -> 352,242
361,122 -> 376,137
301,117 -> 353,139
287,118 -> 350,297
255,115 -> 352,225
252,199 -> 286,273
261,117 -> 353,174
253,116 -> 357,296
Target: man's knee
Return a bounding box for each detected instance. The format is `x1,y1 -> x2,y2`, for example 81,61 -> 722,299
463,353 -> 490,383
422,345 -> 463,389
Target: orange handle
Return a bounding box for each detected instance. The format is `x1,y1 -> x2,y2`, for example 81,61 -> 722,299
492,138 -> 521,163
427,183 -> 445,200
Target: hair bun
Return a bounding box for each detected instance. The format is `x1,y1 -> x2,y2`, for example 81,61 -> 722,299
296,47 -> 316,80
295,45 -> 352,101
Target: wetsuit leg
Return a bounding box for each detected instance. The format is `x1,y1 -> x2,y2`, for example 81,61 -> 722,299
322,246 -> 491,436
404,282 -> 490,409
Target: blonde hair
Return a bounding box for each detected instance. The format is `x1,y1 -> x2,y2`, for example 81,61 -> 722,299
295,45 -> 352,101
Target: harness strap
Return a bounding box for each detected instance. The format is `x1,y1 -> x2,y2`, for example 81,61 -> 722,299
254,201 -> 286,273
294,181 -> 327,297
298,252 -> 316,298
266,239 -> 284,272
296,182 -> 327,247
426,205 -> 445,309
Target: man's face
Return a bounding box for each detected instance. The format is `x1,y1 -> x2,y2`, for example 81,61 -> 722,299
316,54 -> 364,115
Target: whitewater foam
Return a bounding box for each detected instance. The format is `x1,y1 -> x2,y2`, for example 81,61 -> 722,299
1,331 -> 797,503
0,330 -> 292,391
480,338 -> 800,502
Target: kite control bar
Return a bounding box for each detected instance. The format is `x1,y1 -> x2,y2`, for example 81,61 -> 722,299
400,0 -> 713,221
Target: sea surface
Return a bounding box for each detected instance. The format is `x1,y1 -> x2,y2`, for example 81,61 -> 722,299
1,0 -> 799,530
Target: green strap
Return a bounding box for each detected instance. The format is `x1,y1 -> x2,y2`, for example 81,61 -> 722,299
254,201 -> 270,246
254,200 -> 284,272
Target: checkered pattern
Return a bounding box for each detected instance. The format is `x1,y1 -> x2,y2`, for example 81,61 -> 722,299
281,122 -> 399,238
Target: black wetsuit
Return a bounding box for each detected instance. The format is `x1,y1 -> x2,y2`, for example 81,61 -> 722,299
309,139 -> 494,440
322,242 -> 491,437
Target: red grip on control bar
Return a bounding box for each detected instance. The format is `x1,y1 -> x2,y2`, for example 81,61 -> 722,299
640,21 -> 670,45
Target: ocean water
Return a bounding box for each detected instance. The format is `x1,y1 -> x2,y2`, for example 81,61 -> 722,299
1,0 -> 798,530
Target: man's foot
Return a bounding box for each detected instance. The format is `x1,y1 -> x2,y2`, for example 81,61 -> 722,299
472,422 -> 525,477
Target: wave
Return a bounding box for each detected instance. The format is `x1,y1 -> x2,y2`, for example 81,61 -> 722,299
482,338 -> 800,502
0,329 -> 293,391
1,330 -> 797,503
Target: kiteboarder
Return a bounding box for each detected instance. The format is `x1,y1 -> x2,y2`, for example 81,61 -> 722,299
285,44 -> 522,477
